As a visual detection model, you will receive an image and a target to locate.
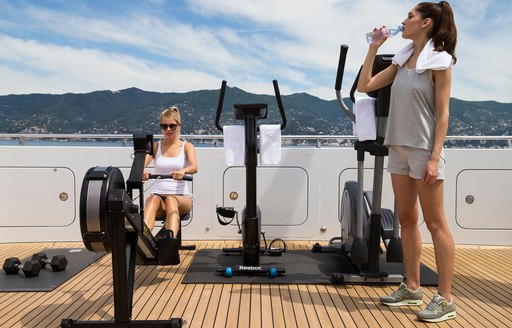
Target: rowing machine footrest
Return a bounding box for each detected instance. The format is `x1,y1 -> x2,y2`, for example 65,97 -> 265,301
157,237 -> 180,265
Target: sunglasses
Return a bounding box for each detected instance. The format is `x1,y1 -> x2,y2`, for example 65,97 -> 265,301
160,123 -> 179,130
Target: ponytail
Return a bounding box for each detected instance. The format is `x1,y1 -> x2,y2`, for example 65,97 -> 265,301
416,1 -> 457,63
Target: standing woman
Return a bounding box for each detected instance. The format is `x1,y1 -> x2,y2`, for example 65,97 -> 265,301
143,106 -> 198,263
357,1 -> 457,323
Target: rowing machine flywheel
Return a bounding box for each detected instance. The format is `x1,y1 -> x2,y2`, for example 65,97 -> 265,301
79,166 -> 125,253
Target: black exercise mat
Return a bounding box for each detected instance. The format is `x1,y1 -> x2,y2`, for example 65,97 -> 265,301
0,248 -> 105,292
182,249 -> 438,285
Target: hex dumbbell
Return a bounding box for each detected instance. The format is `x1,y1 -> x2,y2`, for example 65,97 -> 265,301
31,253 -> 68,272
2,258 -> 41,277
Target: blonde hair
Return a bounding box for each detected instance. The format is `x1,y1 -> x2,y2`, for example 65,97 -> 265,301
160,105 -> 181,124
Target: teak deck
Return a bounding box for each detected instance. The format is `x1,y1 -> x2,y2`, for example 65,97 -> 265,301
0,241 -> 511,327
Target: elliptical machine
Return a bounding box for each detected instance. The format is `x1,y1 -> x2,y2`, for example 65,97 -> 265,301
314,45 -> 403,284
214,80 -> 287,277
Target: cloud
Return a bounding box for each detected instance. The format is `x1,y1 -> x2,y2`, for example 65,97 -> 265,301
0,0 -> 510,102
0,35 -> 219,94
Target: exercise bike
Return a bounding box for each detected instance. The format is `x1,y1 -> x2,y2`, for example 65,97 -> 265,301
313,45 -> 403,285
62,134 -> 190,327
214,80 -> 287,277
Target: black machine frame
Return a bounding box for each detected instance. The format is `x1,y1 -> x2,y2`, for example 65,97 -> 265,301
214,80 -> 287,274
62,135 -> 190,327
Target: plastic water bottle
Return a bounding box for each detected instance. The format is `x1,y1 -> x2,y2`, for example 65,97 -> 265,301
366,25 -> 403,44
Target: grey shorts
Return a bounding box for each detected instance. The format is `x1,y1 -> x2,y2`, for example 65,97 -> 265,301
387,145 -> 446,180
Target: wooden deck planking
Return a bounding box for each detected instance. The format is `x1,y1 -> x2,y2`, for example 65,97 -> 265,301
1,244 -> 111,326
196,283 -> 223,328
249,284 -> 262,328
432,246 -> 511,326
421,245 -> 512,328
278,285 -> 297,328
0,241 -> 511,327
287,284 -> 309,327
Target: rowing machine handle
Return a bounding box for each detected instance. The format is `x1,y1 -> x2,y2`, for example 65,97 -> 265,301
148,174 -> 193,181
272,80 -> 287,130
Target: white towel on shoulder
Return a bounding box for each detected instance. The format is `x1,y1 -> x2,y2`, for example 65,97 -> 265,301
259,124 -> 281,165
223,125 -> 245,166
392,39 -> 453,73
353,96 -> 376,141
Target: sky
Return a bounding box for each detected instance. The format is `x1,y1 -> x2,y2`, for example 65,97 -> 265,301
0,0 -> 511,103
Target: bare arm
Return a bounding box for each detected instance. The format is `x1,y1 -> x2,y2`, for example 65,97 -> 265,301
357,40 -> 398,94
183,142 -> 198,174
171,142 -> 198,180
432,68 -> 451,161
423,67 -> 451,184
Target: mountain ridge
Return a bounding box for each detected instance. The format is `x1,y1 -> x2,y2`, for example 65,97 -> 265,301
0,87 -> 510,137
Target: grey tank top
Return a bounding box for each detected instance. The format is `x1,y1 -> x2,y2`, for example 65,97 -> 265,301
384,65 -> 436,151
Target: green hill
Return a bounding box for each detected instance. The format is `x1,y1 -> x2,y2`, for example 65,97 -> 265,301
0,87 -> 510,137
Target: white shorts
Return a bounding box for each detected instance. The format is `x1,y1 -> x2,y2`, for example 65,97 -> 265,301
387,145 -> 446,180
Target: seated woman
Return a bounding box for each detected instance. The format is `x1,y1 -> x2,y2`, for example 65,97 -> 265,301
142,106 -> 198,263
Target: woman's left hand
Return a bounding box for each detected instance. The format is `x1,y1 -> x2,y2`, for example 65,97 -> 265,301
422,160 -> 439,184
171,170 -> 186,180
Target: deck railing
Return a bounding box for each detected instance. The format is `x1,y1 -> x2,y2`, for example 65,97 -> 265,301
0,133 -> 511,148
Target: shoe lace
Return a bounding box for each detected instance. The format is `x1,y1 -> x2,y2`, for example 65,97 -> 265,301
391,284 -> 407,296
426,295 -> 444,311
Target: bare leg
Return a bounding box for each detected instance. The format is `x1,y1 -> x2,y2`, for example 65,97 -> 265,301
144,195 -> 164,231
164,195 -> 192,237
416,180 -> 455,302
391,174 -> 422,291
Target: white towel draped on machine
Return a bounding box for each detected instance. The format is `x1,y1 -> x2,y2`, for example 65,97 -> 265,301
353,96 -> 377,142
259,124 -> 281,165
223,125 -> 245,166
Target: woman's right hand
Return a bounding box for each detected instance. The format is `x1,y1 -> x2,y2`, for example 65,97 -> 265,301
369,26 -> 388,49
142,171 -> 150,181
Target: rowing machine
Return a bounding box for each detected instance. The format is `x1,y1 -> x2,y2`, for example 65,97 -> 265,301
62,134 -> 186,327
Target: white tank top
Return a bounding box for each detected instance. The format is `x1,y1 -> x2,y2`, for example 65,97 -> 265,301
150,141 -> 190,195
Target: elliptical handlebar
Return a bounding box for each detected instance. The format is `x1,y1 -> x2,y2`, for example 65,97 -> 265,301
335,45 -> 348,92
272,79 -> 287,130
148,174 -> 193,181
335,44 -> 356,123
215,80 -> 228,132
214,79 -> 287,131
350,67 -> 362,104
